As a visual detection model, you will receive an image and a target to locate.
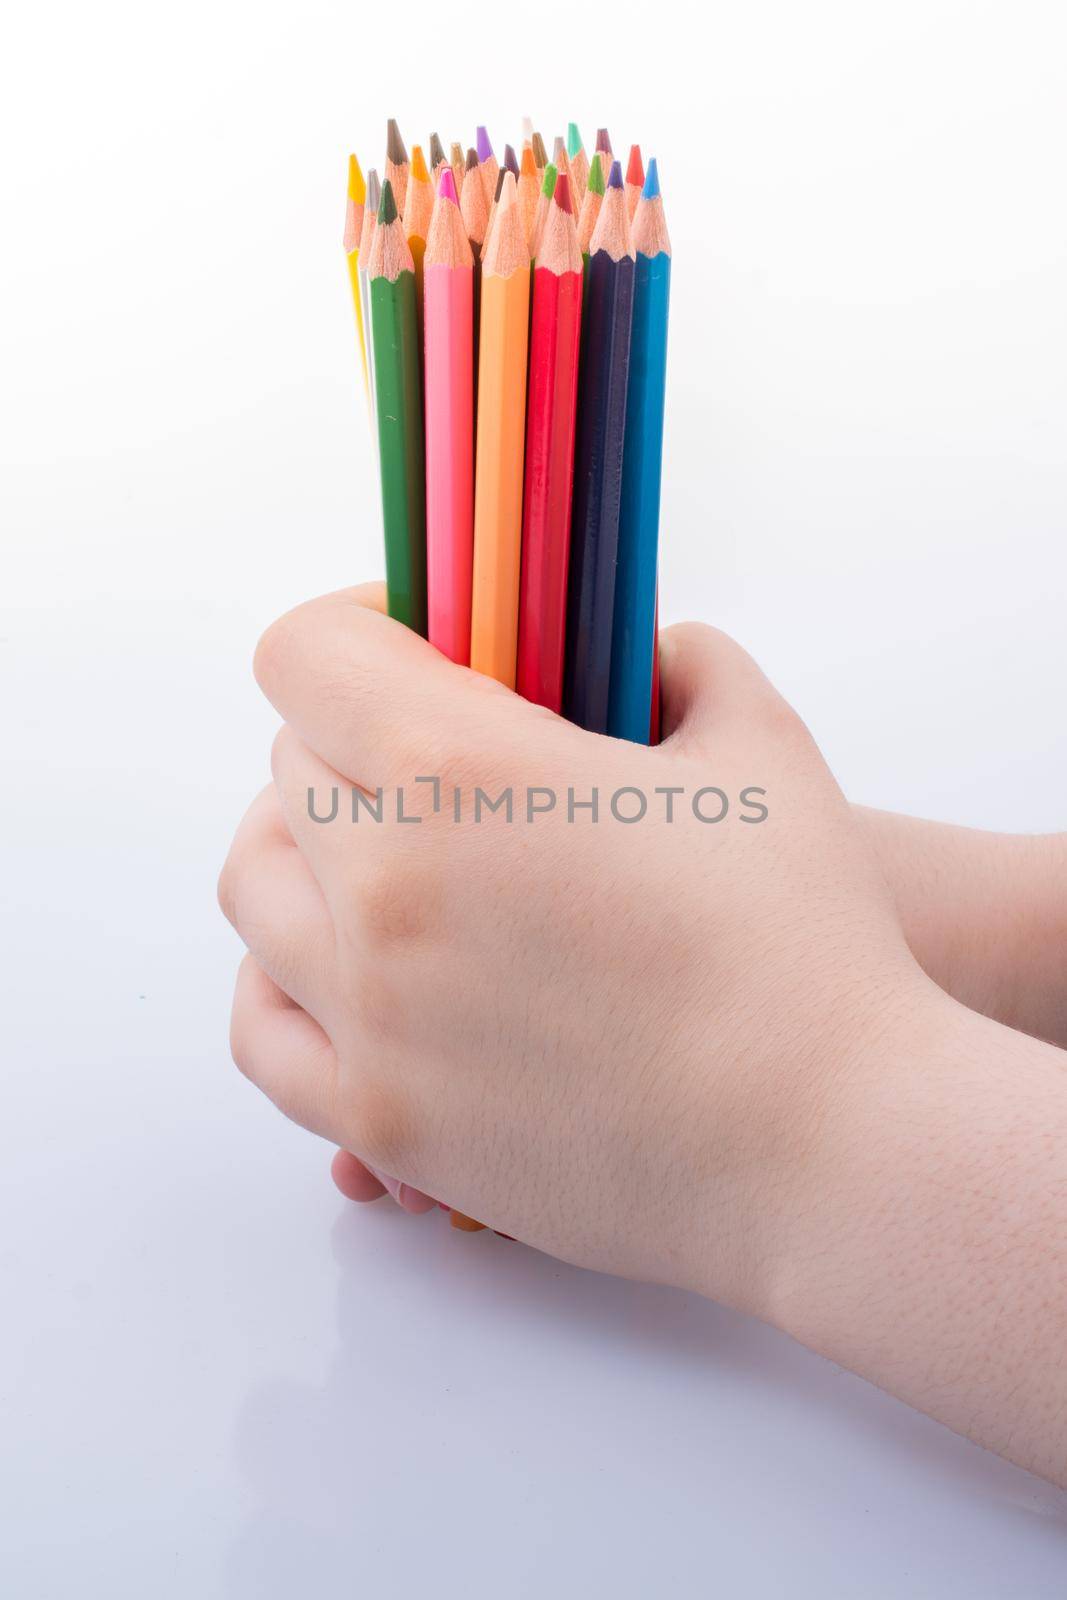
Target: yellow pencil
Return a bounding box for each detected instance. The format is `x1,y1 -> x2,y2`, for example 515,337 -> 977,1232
343,154 -> 368,396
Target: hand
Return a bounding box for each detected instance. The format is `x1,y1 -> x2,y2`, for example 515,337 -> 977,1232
219,583 -> 926,1309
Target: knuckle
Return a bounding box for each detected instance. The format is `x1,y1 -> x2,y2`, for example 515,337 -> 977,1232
346,1077 -> 412,1173
358,856 -> 427,947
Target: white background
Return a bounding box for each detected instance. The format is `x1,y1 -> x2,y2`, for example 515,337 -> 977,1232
3,1 -> 1067,1594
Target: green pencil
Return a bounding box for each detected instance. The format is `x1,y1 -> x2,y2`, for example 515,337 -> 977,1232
369,179 -> 427,635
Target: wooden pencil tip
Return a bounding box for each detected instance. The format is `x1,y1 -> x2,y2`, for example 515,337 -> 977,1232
476,124 -> 493,161
642,157 -> 660,200
498,169 -> 518,207
410,144 -> 430,183
378,179 -> 398,224
531,131 -> 548,168
626,144 -> 644,187
520,144 -> 537,177
607,159 -> 624,191
503,143 -> 519,176
386,119 -> 407,164
586,154 -> 605,196
438,167 -> 459,204
465,146 -> 480,171
494,165 -> 507,202
553,171 -> 573,214
429,131 -> 446,167
541,162 -> 558,198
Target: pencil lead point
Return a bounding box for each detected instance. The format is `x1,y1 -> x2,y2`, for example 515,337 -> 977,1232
438,167 -> 458,204
607,159 -> 624,191
410,144 -> 430,183
587,154 -> 605,196
541,162 -> 558,198
494,166 -> 507,202
642,158 -> 660,200
520,144 -> 537,177
378,179 -> 398,225
476,125 -> 494,162
366,168 -> 381,210
429,131 -> 446,168
531,131 -> 548,169
386,119 -> 407,165
626,144 -> 644,188
465,146 -> 479,172
503,143 -> 519,177
553,172 -> 573,215
567,122 -> 583,158
347,153 -> 366,204
595,127 -> 612,156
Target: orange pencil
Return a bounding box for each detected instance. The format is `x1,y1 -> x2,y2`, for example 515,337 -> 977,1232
469,173 -> 530,686
404,143 -> 434,321
385,118 -> 409,218
517,143 -> 540,245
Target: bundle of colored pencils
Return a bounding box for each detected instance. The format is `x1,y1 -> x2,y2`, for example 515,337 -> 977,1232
344,118 -> 671,744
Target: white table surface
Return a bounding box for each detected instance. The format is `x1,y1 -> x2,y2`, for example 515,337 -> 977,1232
4,1 -> 1067,1592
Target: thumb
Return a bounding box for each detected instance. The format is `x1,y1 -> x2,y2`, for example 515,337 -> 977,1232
657,622 -> 793,749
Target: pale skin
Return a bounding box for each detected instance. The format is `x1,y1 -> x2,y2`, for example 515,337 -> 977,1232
219,584 -> 1067,1486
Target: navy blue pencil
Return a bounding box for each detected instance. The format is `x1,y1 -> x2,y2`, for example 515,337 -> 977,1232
563,160 -> 636,733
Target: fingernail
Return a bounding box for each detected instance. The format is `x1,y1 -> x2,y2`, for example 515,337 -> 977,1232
450,1211 -> 487,1232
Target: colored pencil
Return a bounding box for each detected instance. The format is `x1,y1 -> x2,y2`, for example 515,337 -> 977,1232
563,160 -> 635,733
567,122 -> 589,211
650,594 -> 661,743
357,168 -> 381,411
460,146 -> 488,252
476,125 -> 499,206
517,143 -> 540,245
450,141 -> 466,197
343,153 -> 369,398
624,144 -> 644,222
385,118 -> 409,219
429,131 -> 447,186
528,161 -> 557,260
369,179 -> 427,634
552,136 -> 570,182
521,115 -> 535,147
517,174 -> 583,711
404,143 -> 434,330
469,174 -> 530,686
608,158 -> 671,742
424,169 -> 475,665
576,152 -> 605,263
531,130 -> 548,174
481,165 -> 507,262
595,127 -> 613,163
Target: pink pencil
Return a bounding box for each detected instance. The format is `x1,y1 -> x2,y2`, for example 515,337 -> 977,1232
424,169 -> 475,663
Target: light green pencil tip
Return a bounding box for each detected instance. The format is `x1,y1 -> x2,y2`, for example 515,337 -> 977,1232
567,122 -> 583,159
587,153 -> 605,197
377,179 -> 398,225
541,162 -> 558,198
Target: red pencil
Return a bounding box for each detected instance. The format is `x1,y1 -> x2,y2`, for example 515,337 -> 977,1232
516,173 -> 583,711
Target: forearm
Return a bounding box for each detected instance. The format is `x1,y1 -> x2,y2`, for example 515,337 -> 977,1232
856,809 -> 1067,1048
762,987 -> 1067,1484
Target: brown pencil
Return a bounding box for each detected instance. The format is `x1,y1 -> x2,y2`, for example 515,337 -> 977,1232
385,118 -> 409,218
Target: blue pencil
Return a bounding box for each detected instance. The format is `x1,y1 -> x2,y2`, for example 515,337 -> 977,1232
608,159 -> 671,742
563,160 -> 636,734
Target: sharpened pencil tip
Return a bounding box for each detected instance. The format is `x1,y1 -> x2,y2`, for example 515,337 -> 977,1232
607,159 -> 624,191
386,119 -> 407,165
642,158 -> 660,200
567,122 -> 583,158
553,172 -> 573,214
378,179 -> 398,225
366,168 -> 381,210
347,153 -> 366,204
587,153 -> 605,196
498,170 -> 518,208
503,143 -> 519,177
520,144 -> 537,177
465,146 -> 479,172
429,131 -> 446,168
476,125 -> 493,162
531,131 -> 548,168
626,144 -> 644,187
411,144 -> 430,183
438,167 -> 459,204
494,166 -> 507,202
595,127 -> 612,155
541,162 -> 558,198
